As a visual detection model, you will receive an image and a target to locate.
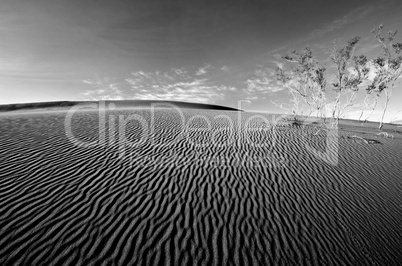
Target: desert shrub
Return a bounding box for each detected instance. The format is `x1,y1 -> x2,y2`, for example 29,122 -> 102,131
367,24 -> 402,130
276,47 -> 327,119
330,37 -> 370,123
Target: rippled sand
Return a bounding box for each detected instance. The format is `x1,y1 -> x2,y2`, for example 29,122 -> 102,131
1,107 -> 402,265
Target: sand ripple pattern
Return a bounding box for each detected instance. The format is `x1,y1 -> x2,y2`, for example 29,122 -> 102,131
1,108 -> 402,265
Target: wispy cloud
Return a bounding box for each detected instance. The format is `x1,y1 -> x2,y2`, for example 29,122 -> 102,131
311,5 -> 376,37
266,3 -> 379,56
82,77 -> 125,100
195,64 -> 212,76
344,109 -> 402,123
80,64 -> 238,104
244,67 -> 285,97
221,65 -> 230,72
126,67 -> 235,104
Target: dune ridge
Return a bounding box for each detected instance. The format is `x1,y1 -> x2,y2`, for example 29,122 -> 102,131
0,100 -> 241,113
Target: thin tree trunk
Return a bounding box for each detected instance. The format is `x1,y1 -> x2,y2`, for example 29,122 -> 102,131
358,110 -> 364,122
358,94 -> 368,122
332,94 -> 340,119
366,98 -> 378,122
379,90 -> 390,130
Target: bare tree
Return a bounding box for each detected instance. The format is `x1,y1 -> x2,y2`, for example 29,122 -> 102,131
367,24 -> 402,130
357,90 -> 380,123
276,47 -> 327,119
330,37 -> 370,123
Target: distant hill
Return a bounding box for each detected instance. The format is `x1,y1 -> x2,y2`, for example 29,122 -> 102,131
0,101 -> 79,112
0,100 -> 241,112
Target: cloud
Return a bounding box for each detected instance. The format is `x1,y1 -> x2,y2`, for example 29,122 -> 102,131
266,4 -> 379,56
221,65 -> 230,72
82,77 -> 124,100
126,67 -> 234,104
344,109 -> 402,123
245,95 -> 258,101
195,64 -> 212,76
80,64 -> 238,104
244,67 -> 285,96
310,5 -> 376,37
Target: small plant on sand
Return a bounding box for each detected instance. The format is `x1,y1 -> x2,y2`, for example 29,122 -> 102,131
348,135 -> 382,144
276,47 -> 327,119
330,37 -> 370,124
279,115 -> 304,128
366,24 -> 402,130
376,132 -> 394,139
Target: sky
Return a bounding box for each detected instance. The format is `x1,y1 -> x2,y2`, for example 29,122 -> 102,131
1,0 -> 402,121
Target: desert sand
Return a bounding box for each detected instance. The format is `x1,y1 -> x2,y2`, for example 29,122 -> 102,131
0,102 -> 402,265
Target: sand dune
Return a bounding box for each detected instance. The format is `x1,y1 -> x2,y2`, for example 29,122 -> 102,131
1,106 -> 402,265
0,100 -> 241,113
